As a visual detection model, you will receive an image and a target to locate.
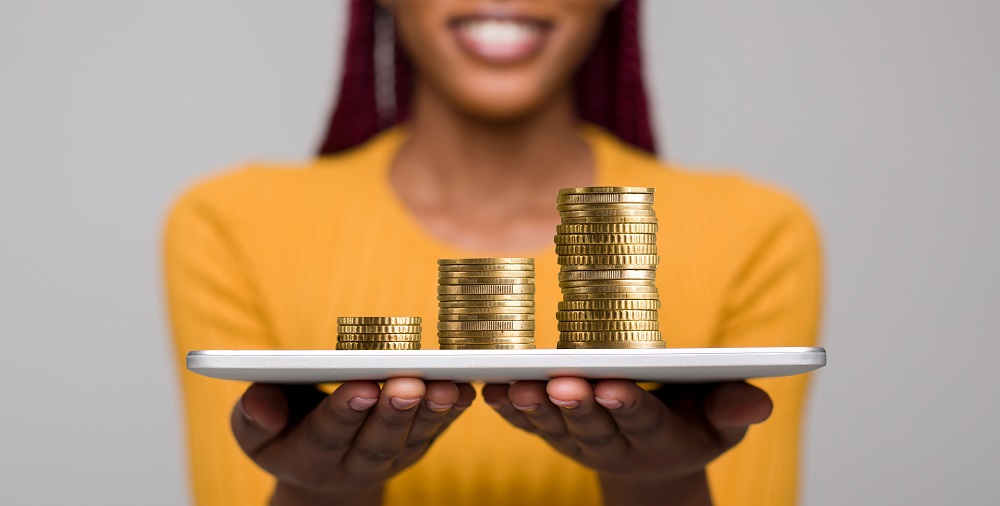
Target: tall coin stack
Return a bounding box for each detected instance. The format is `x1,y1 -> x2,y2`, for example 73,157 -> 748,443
336,316 -> 422,350
555,187 -> 666,349
437,258 -> 536,350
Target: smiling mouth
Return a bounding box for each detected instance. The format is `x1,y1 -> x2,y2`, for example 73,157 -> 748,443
452,17 -> 550,64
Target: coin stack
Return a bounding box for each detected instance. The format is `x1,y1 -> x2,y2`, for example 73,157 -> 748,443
437,258 -> 536,350
336,316 -> 422,350
555,187 -> 666,349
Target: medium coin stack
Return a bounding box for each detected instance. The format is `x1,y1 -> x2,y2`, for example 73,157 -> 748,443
555,187 -> 666,349
336,316 -> 422,350
437,258 -> 536,350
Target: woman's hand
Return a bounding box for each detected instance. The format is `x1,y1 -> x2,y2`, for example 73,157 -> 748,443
232,379 -> 475,506
482,379 -> 772,506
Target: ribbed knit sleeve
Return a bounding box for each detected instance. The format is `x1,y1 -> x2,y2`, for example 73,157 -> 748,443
164,177 -> 277,506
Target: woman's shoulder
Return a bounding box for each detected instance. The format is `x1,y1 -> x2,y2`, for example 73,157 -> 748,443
167,130 -> 400,223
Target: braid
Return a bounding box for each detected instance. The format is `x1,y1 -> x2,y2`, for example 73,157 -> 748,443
318,0 -> 657,155
318,0 -> 380,155
574,0 -> 657,154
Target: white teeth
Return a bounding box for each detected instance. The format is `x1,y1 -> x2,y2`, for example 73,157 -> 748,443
461,19 -> 539,47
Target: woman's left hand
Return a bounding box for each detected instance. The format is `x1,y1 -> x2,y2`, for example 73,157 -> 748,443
482,379 -> 773,506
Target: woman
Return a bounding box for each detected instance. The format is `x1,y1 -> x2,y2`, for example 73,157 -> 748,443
165,1 -> 821,504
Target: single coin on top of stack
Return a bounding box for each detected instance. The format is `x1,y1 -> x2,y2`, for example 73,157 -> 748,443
555,187 -> 666,349
337,316 -> 422,350
438,258 -> 536,350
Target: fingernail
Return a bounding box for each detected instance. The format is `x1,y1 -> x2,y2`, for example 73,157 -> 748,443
348,397 -> 378,411
453,404 -> 470,411
512,402 -> 540,412
238,399 -> 255,421
425,400 -> 454,412
485,401 -> 502,409
390,397 -> 422,410
595,397 -> 623,410
549,397 -> 579,409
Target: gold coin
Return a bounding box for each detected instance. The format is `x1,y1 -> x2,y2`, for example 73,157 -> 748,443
558,269 -> 657,281
437,330 -> 535,338
556,244 -> 658,256
437,284 -> 535,295
443,313 -> 535,321
559,330 -> 662,341
337,316 -> 421,325
439,344 -> 536,350
560,331 -> 662,341
437,337 -> 536,345
437,270 -> 535,278
558,186 -> 655,195
438,277 -> 535,285
437,320 -> 535,331
556,309 -> 659,320
558,299 -> 662,310
559,209 -> 657,218
556,193 -> 655,205
557,341 -> 665,349
558,254 -> 660,266
560,216 -> 659,224
438,306 -> 535,315
562,292 -> 660,300
437,294 -> 536,301
559,279 -> 657,289
337,333 -> 422,342
557,203 -> 654,213
560,264 -> 656,272
336,341 -> 422,350
561,285 -> 659,295
438,258 -> 534,265
336,324 -> 422,334
558,320 -> 660,332
553,233 -> 657,245
437,264 -> 535,272
557,223 -> 659,234
438,300 -> 535,308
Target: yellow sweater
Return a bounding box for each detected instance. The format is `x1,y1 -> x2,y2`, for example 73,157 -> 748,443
164,126 -> 822,505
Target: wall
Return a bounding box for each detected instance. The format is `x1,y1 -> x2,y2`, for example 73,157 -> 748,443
1,1 -> 996,504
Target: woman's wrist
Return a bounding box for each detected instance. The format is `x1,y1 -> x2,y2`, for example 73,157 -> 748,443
599,469 -> 712,506
271,480 -> 384,506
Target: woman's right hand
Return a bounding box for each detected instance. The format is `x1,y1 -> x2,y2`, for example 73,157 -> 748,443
232,379 -> 475,506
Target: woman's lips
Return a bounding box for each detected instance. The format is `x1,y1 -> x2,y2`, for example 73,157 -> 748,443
453,18 -> 549,64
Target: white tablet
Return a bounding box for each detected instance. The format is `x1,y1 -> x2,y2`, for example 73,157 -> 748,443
186,347 -> 825,383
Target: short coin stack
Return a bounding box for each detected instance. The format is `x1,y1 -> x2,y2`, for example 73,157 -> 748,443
437,258 -> 536,350
336,316 -> 422,350
555,187 -> 666,349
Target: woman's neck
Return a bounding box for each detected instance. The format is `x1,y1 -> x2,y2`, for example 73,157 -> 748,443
390,85 -> 595,252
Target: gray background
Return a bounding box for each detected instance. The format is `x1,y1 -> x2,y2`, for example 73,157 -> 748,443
1,0 -> 997,504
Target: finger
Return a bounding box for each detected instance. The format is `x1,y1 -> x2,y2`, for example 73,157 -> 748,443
509,381 -> 578,456
396,383 -> 477,469
404,381 -> 460,451
344,377 -> 425,472
437,383 -> 476,433
547,378 -> 628,457
232,383 -> 290,458
592,379 -> 673,445
481,383 -> 537,434
703,382 -> 772,445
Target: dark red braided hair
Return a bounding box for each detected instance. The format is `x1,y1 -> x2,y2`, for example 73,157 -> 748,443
318,0 -> 656,155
